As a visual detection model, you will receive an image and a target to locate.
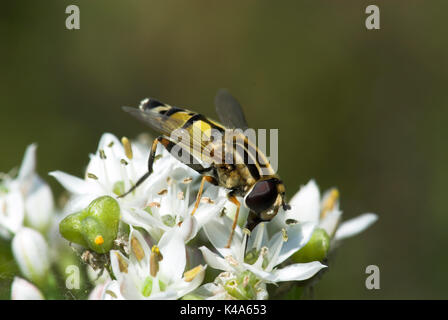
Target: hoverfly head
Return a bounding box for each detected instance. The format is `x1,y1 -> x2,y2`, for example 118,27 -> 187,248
244,178 -> 284,222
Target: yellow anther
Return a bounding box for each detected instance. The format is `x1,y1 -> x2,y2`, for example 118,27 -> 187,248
115,252 -> 128,273
131,236 -> 145,261
150,245 -> 163,277
151,245 -> 161,255
121,136 -> 133,160
183,265 -> 203,282
94,235 -> 104,245
321,188 -> 339,219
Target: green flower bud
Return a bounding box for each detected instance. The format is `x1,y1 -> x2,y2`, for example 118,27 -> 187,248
292,228 -> 330,263
59,210 -> 89,248
59,196 -> 120,254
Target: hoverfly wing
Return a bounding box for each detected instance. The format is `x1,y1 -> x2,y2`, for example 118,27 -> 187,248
122,105 -> 224,166
122,106 -> 183,136
214,89 -> 249,130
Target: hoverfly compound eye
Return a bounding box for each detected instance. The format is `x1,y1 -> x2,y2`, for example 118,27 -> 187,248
244,179 -> 279,213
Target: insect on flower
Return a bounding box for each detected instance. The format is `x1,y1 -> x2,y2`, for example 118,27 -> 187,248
119,89 -> 291,247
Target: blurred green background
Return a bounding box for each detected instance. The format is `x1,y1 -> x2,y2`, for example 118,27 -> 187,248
1,0 -> 447,299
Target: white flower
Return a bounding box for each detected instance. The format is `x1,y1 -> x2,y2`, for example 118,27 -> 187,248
103,228 -> 206,300
273,180 -> 377,242
50,133 -> 225,242
200,216 -> 326,290
0,187 -> 24,239
11,277 -> 44,300
0,144 -> 54,238
12,227 -> 51,286
50,133 -> 155,214
125,177 -> 228,243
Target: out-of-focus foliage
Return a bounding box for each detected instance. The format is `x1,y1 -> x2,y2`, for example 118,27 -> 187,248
1,0 -> 447,299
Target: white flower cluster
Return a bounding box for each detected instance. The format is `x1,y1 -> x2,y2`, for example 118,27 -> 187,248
1,134 -> 377,300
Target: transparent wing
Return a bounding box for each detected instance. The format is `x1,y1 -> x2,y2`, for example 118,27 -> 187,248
214,89 -> 249,130
122,106 -> 184,136
122,106 -> 226,165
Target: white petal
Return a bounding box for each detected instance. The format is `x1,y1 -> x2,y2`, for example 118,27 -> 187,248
11,277 -> 44,300
97,133 -> 122,152
287,180 -> 320,223
0,190 -> 25,236
24,177 -> 54,233
334,213 -> 378,241
148,290 -> 178,300
102,280 -> 124,300
265,232 -> 284,271
49,171 -> 93,195
17,144 -> 37,183
121,208 -> 168,233
128,228 -> 151,278
203,216 -> 242,258
109,250 -> 130,282
120,272 -> 144,300
88,282 -> 108,300
178,215 -> 199,243
276,222 -> 316,265
319,209 -> 342,237
242,263 -> 276,282
272,261 -> 326,282
158,230 -> 186,280
199,246 -> 231,272
174,265 -> 207,298
248,222 -> 268,252
244,261 -> 326,283
191,196 -> 227,228
12,228 -> 50,285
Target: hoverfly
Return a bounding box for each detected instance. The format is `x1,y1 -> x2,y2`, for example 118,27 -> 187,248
120,89 -> 290,247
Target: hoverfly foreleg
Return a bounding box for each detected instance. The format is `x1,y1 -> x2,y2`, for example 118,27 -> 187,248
225,192 -> 240,249
118,136 -> 168,198
190,176 -> 218,216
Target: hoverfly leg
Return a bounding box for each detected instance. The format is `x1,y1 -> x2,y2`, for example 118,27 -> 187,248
190,176 -> 217,216
119,136 -> 168,198
225,194 -> 240,248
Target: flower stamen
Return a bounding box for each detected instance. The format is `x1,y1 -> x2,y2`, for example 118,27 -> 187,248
150,245 -> 163,277
321,188 -> 339,219
183,265 -> 203,282
121,137 -> 133,160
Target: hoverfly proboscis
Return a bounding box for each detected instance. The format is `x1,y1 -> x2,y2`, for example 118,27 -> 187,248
120,89 -> 291,248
